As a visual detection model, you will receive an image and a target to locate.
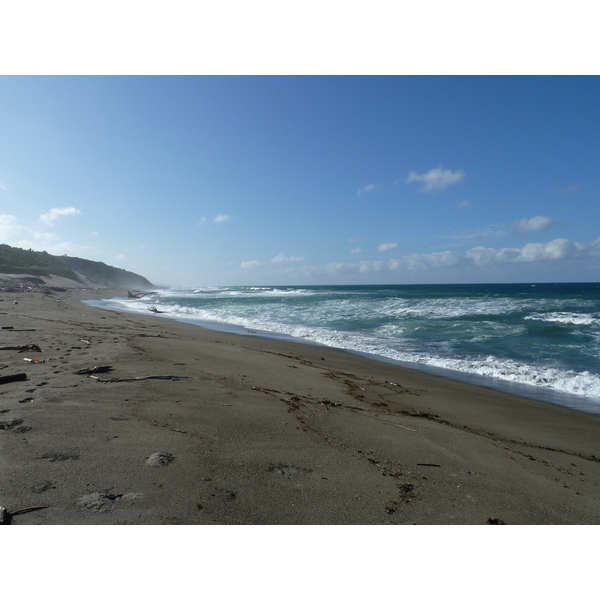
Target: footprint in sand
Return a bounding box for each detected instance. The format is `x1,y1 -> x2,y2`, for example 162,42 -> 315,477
76,491 -> 145,512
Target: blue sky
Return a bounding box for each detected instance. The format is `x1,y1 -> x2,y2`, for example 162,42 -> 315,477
1,75 -> 599,286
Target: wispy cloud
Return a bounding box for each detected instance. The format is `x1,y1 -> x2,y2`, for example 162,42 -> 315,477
39,207 -> 82,226
511,215 -> 559,236
271,252 -> 304,264
456,200 -> 471,209
406,165 -> 465,193
241,260 -> 261,269
355,183 -> 380,199
550,183 -> 582,195
429,224 -> 509,247
0,212 -> 85,255
350,247 -> 362,254
377,242 -> 398,253
198,214 -> 232,226
115,254 -> 127,261
0,215 -> 23,242
0,181 -> 6,192
559,183 -> 581,194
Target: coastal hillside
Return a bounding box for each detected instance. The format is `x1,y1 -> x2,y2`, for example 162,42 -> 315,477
0,243 -> 154,288
56,255 -> 154,288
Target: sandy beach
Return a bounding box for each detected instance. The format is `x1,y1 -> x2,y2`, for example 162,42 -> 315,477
1,284 -> 600,525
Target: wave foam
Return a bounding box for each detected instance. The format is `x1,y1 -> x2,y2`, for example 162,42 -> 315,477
108,287 -> 600,403
525,312 -> 598,326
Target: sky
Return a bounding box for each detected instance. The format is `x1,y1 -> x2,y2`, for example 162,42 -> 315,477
1,75 -> 599,286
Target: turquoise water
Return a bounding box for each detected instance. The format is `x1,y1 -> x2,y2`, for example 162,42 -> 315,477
98,282 -> 600,414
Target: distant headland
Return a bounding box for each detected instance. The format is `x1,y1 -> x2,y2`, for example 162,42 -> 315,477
0,243 -> 154,289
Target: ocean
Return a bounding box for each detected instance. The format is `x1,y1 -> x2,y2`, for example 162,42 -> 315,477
93,282 -> 600,415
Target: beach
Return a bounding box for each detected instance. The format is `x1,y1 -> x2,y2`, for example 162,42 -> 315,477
1,285 -> 600,525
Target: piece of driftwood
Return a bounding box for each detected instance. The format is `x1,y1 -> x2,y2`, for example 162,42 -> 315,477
0,505 -> 49,525
390,424 -> 418,432
0,343 -> 42,353
90,375 -> 188,383
75,365 -> 114,375
128,291 -> 157,298
0,373 -> 27,384
147,305 -> 166,314
23,358 -> 46,363
55,291 -> 72,301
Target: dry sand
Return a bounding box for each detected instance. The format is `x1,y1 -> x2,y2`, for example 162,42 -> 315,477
1,285 -> 600,525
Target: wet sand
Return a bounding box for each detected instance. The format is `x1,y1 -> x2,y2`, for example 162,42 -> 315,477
1,286 -> 600,524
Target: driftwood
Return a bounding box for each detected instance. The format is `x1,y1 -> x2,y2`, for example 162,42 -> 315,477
0,505 -> 49,525
128,291 -> 157,298
90,375 -> 188,383
148,305 -> 166,314
0,343 -> 42,353
55,291 -> 73,301
23,358 -> 46,363
75,365 -> 114,375
0,373 -> 27,385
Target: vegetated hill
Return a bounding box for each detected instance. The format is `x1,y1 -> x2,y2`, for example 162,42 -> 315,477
57,255 -> 154,288
0,244 -> 154,288
0,244 -> 77,279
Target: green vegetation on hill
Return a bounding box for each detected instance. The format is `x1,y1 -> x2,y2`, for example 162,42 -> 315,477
0,244 -> 76,279
0,244 -> 154,288
57,255 -> 154,288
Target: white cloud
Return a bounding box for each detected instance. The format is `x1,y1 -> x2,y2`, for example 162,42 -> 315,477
33,231 -> 61,244
197,217 -> 207,226
241,260 -> 261,269
377,242 -> 398,253
0,181 -> 6,192
115,254 -> 127,261
14,237 -> 82,255
511,215 -> 558,235
406,165 -> 465,192
300,237 -> 597,278
0,214 -> 24,242
214,214 -> 231,223
355,183 -> 379,198
0,212 -> 87,256
271,252 -> 304,263
350,247 -> 362,254
39,207 -> 82,226
456,200 -> 471,209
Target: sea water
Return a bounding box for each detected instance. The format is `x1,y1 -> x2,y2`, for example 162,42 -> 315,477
94,282 -> 600,414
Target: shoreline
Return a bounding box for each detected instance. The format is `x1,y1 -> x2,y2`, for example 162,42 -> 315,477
1,286 -> 600,524
88,294 -> 600,416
